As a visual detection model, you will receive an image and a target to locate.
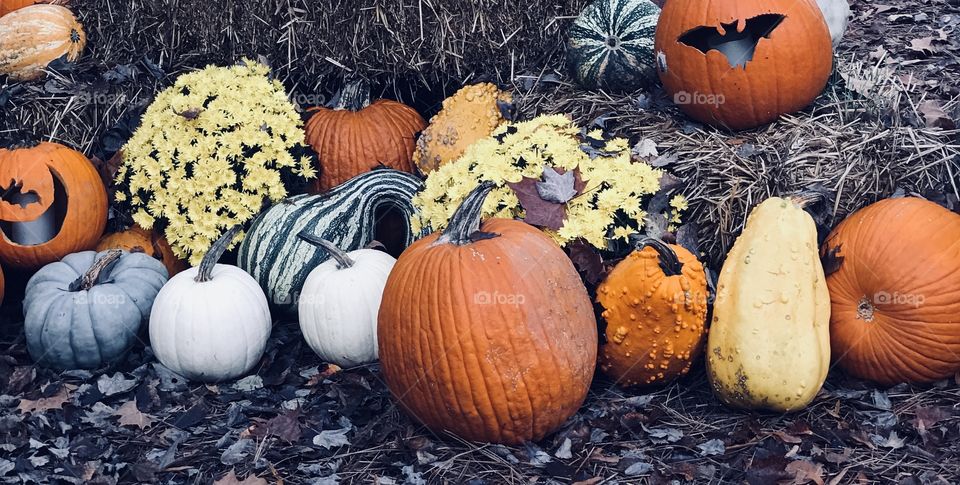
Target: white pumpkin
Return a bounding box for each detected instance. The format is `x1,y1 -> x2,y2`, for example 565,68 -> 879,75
816,0 -> 850,47
149,227 -> 272,382
298,235 -> 395,367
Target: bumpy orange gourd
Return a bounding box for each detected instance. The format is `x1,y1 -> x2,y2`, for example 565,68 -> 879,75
654,0 -> 832,130
378,183 -> 598,444
0,5 -> 85,81
0,142 -> 107,269
96,225 -> 188,277
413,83 -> 512,174
823,197 -> 960,385
304,80 -> 425,193
598,239 -> 708,387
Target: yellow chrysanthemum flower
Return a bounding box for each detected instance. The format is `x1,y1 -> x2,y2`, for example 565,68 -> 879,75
413,115 -> 677,250
116,60 -> 315,264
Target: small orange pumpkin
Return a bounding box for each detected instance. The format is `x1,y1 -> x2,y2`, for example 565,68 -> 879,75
0,141 -> 107,269
598,238 -> 709,387
823,197 -> 960,385
654,0 -> 832,130
0,4 -> 85,81
96,225 -> 188,277
378,182 -> 598,444
304,80 -> 426,193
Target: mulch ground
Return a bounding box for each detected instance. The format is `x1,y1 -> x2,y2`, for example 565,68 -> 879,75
2,0 -> 960,483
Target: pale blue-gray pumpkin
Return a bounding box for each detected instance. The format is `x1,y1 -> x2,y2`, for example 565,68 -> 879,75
567,0 -> 661,91
24,249 -> 168,370
238,169 -> 426,314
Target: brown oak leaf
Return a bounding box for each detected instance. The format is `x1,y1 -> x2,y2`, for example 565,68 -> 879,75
116,400 -> 156,429
213,469 -> 268,485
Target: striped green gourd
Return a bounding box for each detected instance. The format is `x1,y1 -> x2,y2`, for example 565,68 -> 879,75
567,0 -> 660,91
238,169 -> 426,314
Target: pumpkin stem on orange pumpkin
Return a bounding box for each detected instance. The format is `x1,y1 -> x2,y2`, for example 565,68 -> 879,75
69,249 -> 122,292
333,79 -> 372,111
635,237 -> 684,276
297,232 -> 355,269
196,225 -> 242,283
437,181 -> 499,246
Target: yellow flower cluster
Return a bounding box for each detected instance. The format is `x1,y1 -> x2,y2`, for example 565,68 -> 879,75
116,61 -> 315,265
413,114 -> 672,249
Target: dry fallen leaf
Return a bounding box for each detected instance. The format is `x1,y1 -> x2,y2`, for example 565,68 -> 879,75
116,400 -> 156,430
17,385 -> 75,414
785,460 -> 825,485
918,100 -> 956,130
773,431 -> 803,444
909,37 -> 936,54
213,469 -> 268,485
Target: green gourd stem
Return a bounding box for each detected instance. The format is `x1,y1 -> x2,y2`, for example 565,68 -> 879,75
196,225 -> 241,283
334,79 -> 372,111
69,249 -> 122,291
636,237 -> 683,277
438,181 -> 496,246
297,232 -> 355,269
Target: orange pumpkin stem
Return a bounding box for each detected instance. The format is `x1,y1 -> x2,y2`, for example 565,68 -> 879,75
635,237 -> 684,276
196,225 -> 241,283
297,232 -> 355,269
437,182 -> 498,246
69,249 -> 122,291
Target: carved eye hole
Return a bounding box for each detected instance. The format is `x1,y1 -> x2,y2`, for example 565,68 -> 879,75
678,14 -> 786,68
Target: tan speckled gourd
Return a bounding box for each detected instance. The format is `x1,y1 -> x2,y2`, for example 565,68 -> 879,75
598,238 -> 708,387
707,195 -> 830,412
413,83 -> 512,174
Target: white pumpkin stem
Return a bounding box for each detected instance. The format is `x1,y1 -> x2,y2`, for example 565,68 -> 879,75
437,182 -> 498,246
636,237 -> 683,277
297,232 -> 355,269
69,249 -> 122,291
196,225 -> 241,283
334,79 -> 372,111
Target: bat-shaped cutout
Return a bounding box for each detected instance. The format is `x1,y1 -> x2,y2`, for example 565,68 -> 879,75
678,14 -> 786,68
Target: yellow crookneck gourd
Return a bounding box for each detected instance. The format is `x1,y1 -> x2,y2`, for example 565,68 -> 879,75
707,195 -> 830,412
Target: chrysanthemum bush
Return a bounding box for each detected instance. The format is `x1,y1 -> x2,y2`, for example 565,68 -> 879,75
413,114 -> 683,249
115,61 -> 316,264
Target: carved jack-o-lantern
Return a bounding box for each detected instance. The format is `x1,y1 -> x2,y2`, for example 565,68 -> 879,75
654,0 -> 833,130
0,142 -> 107,269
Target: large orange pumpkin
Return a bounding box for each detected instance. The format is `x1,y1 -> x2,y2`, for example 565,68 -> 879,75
0,0 -> 66,16
96,225 -> 188,277
304,80 -> 426,193
823,197 -> 960,385
0,142 -> 107,269
0,4 -> 85,81
654,0 -> 832,130
378,183 -> 598,444
598,238 -> 708,387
